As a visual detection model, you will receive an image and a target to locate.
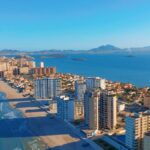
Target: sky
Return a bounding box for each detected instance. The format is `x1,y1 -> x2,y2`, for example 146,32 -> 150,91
0,0 -> 150,50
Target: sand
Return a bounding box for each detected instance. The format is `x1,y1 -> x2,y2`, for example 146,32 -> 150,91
0,81 -> 100,150
0,81 -> 23,99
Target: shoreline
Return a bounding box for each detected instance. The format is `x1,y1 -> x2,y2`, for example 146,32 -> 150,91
0,81 -> 23,106
0,80 -> 98,150
0,92 -> 47,150
0,81 -> 49,149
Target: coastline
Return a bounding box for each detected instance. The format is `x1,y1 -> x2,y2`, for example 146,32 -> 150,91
0,81 -> 23,99
0,81 -> 48,150
0,81 -> 24,108
0,92 -> 47,150
0,81 -> 98,150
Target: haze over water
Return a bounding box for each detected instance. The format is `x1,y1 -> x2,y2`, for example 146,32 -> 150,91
33,53 -> 150,87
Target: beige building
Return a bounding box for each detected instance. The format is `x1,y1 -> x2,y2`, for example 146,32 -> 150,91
74,101 -> 84,120
107,95 -> 117,129
99,91 -> 117,130
89,91 -> 100,130
144,131 -> 150,150
20,67 -> 29,74
84,89 -> 100,130
144,95 -> 150,109
125,113 -> 150,150
84,89 -> 117,130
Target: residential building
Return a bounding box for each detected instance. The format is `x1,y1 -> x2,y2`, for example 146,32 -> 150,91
74,101 -> 84,119
74,80 -> 86,119
75,80 -> 86,101
84,89 -> 100,130
84,90 -> 117,130
125,112 -> 150,150
20,67 -> 29,74
32,67 -> 56,76
57,95 -> 75,121
34,78 -> 62,99
99,91 -> 117,130
85,77 -> 106,90
144,131 -> 150,150
144,94 -> 150,109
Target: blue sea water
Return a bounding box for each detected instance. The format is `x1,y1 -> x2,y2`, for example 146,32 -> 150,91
33,53 -> 150,87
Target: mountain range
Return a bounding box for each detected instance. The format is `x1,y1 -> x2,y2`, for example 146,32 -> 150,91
1,44 -> 150,55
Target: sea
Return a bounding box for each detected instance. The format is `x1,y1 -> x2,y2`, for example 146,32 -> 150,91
0,92 -> 48,150
0,53 -> 150,149
32,53 -> 150,87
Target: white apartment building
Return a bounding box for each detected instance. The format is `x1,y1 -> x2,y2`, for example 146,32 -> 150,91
85,77 -> 106,90
57,95 -> 75,121
34,78 -> 62,99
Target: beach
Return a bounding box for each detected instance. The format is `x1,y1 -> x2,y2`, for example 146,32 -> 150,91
0,81 -> 23,99
0,81 -> 100,150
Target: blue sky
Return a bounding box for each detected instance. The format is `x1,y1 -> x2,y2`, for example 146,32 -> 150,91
0,0 -> 150,50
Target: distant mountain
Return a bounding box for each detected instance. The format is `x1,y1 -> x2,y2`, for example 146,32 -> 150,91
0,49 -> 21,55
88,44 -> 122,54
130,46 -> 150,53
1,45 -> 150,55
0,49 -> 19,53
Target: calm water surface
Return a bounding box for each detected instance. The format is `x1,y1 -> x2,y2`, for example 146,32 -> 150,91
33,53 -> 150,87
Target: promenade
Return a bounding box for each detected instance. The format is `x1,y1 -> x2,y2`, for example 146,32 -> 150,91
0,81 -> 102,150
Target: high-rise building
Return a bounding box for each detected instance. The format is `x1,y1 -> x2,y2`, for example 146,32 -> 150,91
85,77 -> 106,90
99,91 -> 117,130
57,95 -> 75,121
74,80 -> 86,119
75,80 -> 86,101
125,113 -> 150,150
84,89 -> 100,130
144,131 -> 150,150
74,101 -> 84,120
84,90 -> 117,130
34,78 -> 62,99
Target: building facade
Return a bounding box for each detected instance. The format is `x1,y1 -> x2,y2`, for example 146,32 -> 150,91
144,95 -> 150,109
84,89 -> 117,130
34,78 -> 62,99
57,95 -> 75,121
125,113 -> 150,150
84,89 -> 100,130
75,80 -> 86,101
144,131 -> 150,150
85,77 -> 106,90
99,91 -> 117,130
